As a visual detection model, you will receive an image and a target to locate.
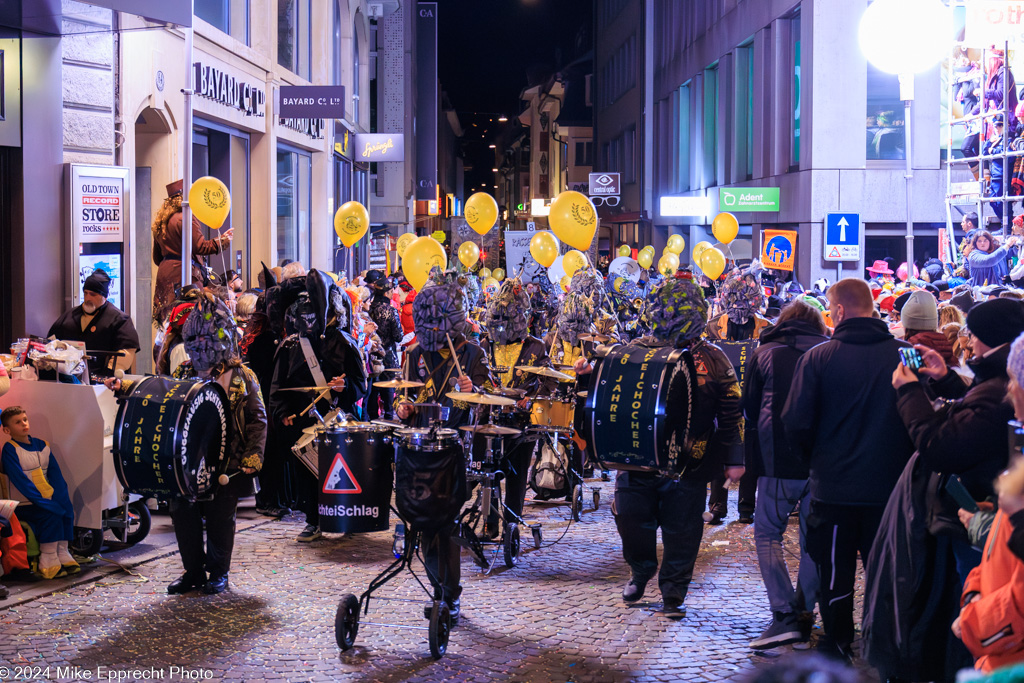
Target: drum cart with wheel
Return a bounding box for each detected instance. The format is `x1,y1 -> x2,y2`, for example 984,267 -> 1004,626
335,424 -> 466,660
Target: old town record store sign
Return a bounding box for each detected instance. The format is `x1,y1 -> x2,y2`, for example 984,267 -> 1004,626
193,61 -> 265,117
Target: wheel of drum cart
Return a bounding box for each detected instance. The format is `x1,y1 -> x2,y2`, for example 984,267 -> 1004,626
335,594 -> 360,650
571,484 -> 583,522
592,489 -> 601,511
428,600 -> 451,659
503,523 -> 521,568
71,526 -> 103,557
125,501 -> 152,545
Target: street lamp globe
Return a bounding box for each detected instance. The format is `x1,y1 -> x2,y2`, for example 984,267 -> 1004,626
858,0 -> 951,75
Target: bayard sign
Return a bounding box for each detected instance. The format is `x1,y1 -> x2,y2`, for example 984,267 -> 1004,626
193,62 -> 265,117
279,85 -> 345,118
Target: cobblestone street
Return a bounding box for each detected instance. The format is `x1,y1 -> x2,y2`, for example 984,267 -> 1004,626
0,480 -> 872,682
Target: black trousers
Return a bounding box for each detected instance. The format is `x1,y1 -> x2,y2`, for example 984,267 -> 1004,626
421,522 -> 461,603
502,439 -> 534,524
614,472 -> 707,602
366,384 -> 395,421
169,488 -> 239,579
255,429 -> 294,511
707,470 -> 758,517
805,501 -> 885,648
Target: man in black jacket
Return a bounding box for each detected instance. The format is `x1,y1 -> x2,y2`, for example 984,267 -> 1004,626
600,275 -> 745,619
744,301 -> 830,650
364,270 -> 402,420
781,278 -> 915,662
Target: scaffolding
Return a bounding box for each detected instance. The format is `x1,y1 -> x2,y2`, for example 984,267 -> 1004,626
945,11 -> 1021,258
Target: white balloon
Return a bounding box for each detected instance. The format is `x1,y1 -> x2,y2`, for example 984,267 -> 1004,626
547,254 -> 566,284
608,256 -> 642,283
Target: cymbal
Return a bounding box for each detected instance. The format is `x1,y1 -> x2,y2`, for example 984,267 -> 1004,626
578,333 -> 613,343
373,379 -> 426,389
554,364 -> 578,371
516,365 -> 574,382
490,386 -> 526,399
446,391 -> 516,406
278,386 -> 331,392
460,424 -> 522,437
380,368 -> 403,373
576,391 -> 588,398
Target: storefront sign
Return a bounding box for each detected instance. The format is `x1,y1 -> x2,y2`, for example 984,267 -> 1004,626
416,2 -> 438,200
279,85 -> 345,118
280,117 -> 326,140
720,187 -> 780,212
589,172 -> 620,196
75,175 -> 125,243
761,229 -> 797,271
354,134 -> 405,161
660,196 -> 709,217
193,62 -> 265,117
965,2 -> 1024,46
335,124 -> 353,158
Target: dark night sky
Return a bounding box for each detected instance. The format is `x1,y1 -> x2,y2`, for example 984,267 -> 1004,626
435,0 -> 593,195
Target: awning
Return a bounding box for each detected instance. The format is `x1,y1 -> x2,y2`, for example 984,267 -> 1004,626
0,0 -> 190,36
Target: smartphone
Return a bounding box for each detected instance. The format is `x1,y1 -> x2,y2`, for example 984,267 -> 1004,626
945,474 -> 980,513
899,347 -> 923,372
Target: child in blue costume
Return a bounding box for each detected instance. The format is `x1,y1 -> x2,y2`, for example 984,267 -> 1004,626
0,406 -> 79,578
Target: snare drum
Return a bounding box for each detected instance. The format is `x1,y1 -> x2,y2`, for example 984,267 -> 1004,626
529,398 -> 575,434
318,422 -> 394,533
292,431 -> 320,477
112,376 -> 228,500
394,428 -> 467,532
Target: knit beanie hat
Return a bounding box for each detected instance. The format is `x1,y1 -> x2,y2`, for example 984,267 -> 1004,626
950,289 -> 977,315
900,290 -> 939,331
966,299 -> 1024,349
84,270 -> 111,299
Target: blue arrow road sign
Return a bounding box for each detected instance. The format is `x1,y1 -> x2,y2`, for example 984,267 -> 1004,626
824,213 -> 860,261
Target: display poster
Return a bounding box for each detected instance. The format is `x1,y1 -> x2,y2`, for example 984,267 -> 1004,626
78,253 -> 123,311
504,229 -> 554,283
75,175 -> 124,243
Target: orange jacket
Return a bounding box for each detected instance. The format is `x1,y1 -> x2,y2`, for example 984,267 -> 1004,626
960,510 -> 1024,672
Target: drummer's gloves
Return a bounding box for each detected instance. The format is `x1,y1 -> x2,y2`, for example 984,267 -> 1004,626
241,453 -> 263,471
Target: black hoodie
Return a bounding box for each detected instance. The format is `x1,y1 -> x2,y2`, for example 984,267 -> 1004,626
782,316 -> 915,506
742,319 -> 830,479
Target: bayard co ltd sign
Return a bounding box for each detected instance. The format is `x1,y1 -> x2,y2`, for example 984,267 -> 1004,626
193,62 -> 265,117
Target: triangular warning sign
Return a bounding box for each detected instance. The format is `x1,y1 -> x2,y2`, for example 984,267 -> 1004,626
323,452 -> 362,494
829,247 -> 841,258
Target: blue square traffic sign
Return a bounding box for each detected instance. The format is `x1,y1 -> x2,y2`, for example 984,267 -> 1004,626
824,213 -> 860,261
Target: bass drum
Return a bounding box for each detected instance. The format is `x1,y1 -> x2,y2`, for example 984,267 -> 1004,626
112,376 -> 228,500
580,344 -> 697,475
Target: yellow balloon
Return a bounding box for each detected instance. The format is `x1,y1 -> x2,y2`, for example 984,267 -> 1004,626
396,233 -> 416,258
465,192 -> 498,235
692,240 -> 713,265
458,241 -> 480,268
712,212 -> 739,245
666,234 -> 686,255
493,268 -> 506,281
431,230 -> 447,244
618,244 -> 632,257
657,253 -> 680,276
333,201 -> 370,248
401,236 -> 448,291
548,191 -> 597,250
637,251 -> 654,269
560,274 -> 572,291
641,245 -> 656,256
189,176 -> 231,229
700,247 -> 727,280
479,268 -> 492,279
483,277 -> 500,290
563,250 -> 588,278
529,231 -> 559,268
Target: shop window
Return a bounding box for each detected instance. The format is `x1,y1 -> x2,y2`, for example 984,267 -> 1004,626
192,122 -> 251,282
196,0 -> 249,45
277,147 -> 311,267
791,12 -> 801,169
867,64 -> 905,160
278,0 -> 311,80
703,65 -> 718,187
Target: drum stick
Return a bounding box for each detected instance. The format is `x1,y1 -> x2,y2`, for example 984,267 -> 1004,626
300,388 -> 332,417
549,332 -> 559,360
446,333 -> 465,378
218,471 -> 242,486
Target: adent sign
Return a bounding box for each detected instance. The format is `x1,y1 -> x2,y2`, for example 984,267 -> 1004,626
719,187 -> 780,212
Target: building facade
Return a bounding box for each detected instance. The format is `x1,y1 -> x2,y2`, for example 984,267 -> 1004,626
595,0 -> 948,284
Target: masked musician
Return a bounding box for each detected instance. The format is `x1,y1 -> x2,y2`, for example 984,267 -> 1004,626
579,274 -> 744,618
105,294 -> 266,595
481,277 -> 554,530
269,271 -> 368,543
395,272 -> 490,625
